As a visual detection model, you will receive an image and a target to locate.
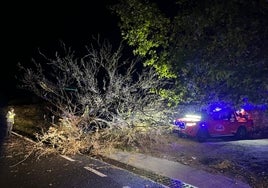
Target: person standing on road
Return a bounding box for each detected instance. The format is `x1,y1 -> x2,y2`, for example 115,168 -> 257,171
6,107 -> 15,136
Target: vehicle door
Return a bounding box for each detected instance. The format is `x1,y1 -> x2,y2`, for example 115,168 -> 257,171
207,110 -> 234,136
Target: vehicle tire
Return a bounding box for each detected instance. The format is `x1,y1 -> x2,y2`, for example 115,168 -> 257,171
197,128 -> 208,142
236,127 -> 248,140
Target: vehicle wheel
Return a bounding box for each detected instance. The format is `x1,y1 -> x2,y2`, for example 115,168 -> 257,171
197,128 -> 208,142
236,127 -> 248,140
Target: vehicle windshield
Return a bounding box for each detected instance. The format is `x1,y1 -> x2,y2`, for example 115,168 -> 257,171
208,108 -> 233,120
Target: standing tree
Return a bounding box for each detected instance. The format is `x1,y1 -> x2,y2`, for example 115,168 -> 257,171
111,0 -> 268,107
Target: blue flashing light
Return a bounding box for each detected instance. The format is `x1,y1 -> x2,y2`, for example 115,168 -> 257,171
241,103 -> 267,111
213,107 -> 222,112
200,123 -> 206,127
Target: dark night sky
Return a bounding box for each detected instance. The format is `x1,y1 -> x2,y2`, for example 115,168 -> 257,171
1,0 -> 120,100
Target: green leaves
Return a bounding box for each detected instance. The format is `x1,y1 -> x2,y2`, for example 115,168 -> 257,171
111,0 -> 171,77
112,0 -> 268,106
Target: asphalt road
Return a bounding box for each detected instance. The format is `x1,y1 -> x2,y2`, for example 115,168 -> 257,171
157,134 -> 268,187
0,134 -> 165,188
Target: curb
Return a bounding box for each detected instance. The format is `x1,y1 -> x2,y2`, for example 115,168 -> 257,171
11,131 -> 36,144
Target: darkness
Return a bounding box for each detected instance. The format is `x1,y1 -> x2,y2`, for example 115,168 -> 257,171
1,0 -> 120,103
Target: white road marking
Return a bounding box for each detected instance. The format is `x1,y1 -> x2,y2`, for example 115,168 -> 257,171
84,166 -> 107,177
60,155 -> 76,162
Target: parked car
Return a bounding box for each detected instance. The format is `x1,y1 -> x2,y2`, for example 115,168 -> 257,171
173,107 -> 255,142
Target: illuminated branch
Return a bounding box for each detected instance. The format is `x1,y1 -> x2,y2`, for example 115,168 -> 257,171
18,37 -> 172,131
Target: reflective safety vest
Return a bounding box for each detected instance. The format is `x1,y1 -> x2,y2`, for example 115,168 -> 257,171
6,111 -> 15,124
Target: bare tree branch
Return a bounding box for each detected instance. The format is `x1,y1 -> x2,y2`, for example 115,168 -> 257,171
17,38 -> 171,132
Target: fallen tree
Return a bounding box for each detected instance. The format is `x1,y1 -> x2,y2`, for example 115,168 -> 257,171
17,37 -> 174,155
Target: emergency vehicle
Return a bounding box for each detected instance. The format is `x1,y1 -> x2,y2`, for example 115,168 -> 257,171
173,107 -> 256,142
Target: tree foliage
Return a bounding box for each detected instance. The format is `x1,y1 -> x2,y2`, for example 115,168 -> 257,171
111,0 -> 268,106
111,0 -> 173,78
17,37 -> 172,132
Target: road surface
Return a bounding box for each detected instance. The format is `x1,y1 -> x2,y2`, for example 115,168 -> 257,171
0,134 -> 165,188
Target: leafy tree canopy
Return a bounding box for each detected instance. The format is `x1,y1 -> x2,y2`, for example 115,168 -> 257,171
111,0 -> 268,106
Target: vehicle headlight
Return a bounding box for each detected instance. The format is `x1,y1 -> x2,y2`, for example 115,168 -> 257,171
186,122 -> 197,126
185,114 -> 201,121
